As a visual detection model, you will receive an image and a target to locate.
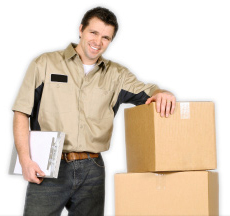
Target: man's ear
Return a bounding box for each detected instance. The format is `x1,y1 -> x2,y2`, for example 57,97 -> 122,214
79,24 -> 83,38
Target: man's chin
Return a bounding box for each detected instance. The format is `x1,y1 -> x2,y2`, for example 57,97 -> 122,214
88,54 -> 100,61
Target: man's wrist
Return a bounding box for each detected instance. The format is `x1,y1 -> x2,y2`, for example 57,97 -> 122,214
152,89 -> 170,96
19,155 -> 32,166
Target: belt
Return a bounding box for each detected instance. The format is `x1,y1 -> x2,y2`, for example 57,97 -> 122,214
61,152 -> 99,162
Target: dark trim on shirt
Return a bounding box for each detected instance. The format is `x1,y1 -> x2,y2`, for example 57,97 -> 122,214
113,89 -> 150,116
30,82 -> 44,130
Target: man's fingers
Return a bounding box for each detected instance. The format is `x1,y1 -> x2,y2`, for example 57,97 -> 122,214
37,177 -> 44,184
160,98 -> 166,117
165,100 -> 172,117
170,99 -> 176,114
145,95 -> 157,105
32,161 -> 45,177
36,168 -> 45,177
30,170 -> 44,184
27,173 -> 43,184
34,167 -> 45,184
22,161 -> 45,184
146,92 -> 176,117
145,98 -> 151,105
31,177 -> 43,184
156,96 -> 161,113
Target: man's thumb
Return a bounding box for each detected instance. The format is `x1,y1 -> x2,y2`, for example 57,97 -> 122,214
35,167 -> 45,177
150,95 -> 157,101
146,95 -> 157,104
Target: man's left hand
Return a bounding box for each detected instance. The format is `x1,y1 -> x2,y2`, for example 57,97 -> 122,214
145,90 -> 176,117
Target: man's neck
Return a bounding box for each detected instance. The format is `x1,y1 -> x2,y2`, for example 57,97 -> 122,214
75,44 -> 98,65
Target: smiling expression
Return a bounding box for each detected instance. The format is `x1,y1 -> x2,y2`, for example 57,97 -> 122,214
76,17 -> 115,65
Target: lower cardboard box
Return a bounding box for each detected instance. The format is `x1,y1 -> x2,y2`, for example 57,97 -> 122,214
115,171 -> 218,216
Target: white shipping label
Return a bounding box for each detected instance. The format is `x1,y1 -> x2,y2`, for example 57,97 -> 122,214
180,102 -> 190,119
155,174 -> 166,190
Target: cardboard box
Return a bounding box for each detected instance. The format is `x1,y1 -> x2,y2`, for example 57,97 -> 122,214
115,171 -> 219,216
124,102 -> 216,172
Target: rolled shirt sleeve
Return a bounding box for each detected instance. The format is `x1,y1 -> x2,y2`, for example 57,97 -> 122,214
122,69 -> 159,104
112,68 -> 159,116
12,55 -> 45,116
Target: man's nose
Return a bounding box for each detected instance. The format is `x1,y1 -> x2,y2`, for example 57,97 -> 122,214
94,36 -> 102,46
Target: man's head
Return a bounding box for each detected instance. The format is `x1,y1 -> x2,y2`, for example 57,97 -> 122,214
76,7 -> 118,65
80,7 -> 118,40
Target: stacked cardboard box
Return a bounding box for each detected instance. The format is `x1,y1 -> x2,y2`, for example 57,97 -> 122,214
115,102 -> 219,215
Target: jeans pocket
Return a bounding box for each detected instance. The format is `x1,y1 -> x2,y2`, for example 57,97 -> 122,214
90,154 -> 105,168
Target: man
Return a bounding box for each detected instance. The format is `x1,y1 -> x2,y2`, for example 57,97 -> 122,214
12,7 -> 176,216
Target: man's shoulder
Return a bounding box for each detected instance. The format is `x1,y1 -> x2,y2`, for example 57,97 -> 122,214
33,48 -> 65,65
106,59 -> 129,74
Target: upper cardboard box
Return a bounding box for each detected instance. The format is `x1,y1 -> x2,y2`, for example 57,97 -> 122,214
124,102 -> 217,172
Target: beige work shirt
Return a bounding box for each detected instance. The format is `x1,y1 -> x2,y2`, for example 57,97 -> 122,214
12,43 -> 159,153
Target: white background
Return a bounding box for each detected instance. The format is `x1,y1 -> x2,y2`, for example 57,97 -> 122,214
0,0 -> 229,215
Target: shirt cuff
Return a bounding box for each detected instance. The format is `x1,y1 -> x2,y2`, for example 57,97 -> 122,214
144,84 -> 160,98
12,104 -> 32,116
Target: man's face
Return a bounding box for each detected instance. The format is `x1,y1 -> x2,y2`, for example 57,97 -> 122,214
77,17 -> 115,64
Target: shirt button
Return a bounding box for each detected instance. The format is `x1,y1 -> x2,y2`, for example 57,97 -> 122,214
79,145 -> 82,147
56,84 -> 60,88
80,125 -> 83,129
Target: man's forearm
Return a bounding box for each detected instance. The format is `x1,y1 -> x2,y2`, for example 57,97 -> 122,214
13,111 -> 31,164
151,89 -> 171,96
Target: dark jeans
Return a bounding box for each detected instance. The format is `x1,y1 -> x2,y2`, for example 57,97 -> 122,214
23,153 -> 105,216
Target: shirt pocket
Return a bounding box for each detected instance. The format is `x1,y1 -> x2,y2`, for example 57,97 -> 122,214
41,82 -> 75,113
86,88 -> 114,120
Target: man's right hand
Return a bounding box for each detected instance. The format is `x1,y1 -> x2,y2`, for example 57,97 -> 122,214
13,111 -> 45,184
20,158 -> 45,184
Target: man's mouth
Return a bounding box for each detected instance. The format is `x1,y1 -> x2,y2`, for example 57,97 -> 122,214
89,45 -> 100,51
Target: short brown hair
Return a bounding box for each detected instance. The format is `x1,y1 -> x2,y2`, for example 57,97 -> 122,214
81,7 -> 119,40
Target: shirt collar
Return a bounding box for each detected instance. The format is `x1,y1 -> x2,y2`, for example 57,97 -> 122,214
64,43 -> 78,60
64,43 -> 109,69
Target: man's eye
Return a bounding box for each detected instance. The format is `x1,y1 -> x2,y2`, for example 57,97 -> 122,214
91,32 -> 96,34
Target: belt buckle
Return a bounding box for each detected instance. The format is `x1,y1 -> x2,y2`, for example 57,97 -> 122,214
64,153 -> 71,163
